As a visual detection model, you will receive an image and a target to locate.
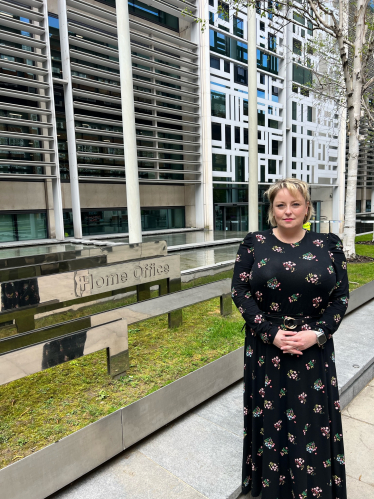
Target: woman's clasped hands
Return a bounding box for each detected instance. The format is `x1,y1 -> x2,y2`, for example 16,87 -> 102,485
273,329 -> 318,355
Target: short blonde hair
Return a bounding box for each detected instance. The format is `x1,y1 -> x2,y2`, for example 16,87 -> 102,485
264,178 -> 315,227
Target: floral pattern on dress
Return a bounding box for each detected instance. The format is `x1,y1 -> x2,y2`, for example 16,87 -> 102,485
231,230 -> 348,499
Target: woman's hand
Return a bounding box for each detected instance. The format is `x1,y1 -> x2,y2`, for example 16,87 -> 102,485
273,329 -> 318,355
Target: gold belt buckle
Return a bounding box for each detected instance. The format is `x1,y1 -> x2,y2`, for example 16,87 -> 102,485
284,316 -> 297,330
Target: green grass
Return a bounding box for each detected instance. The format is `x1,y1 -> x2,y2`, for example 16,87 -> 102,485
355,233 -> 373,242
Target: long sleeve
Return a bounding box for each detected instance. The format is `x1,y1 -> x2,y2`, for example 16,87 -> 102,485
231,233 -> 279,344
314,233 -> 349,339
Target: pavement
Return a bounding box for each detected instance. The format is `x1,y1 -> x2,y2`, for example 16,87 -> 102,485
47,376 -> 374,499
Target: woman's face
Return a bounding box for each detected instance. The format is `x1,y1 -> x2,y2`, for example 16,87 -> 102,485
272,188 -> 309,230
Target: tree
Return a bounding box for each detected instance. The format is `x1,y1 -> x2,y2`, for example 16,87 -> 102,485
203,0 -> 374,258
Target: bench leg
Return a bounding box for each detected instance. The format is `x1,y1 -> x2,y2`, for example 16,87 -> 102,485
137,282 -> 151,302
108,349 -> 130,379
220,293 -> 232,316
15,312 -> 35,333
168,278 -> 182,328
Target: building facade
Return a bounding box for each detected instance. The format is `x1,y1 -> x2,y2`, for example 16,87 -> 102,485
0,0 -> 345,242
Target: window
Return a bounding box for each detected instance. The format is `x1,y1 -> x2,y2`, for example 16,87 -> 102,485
235,126 -> 241,143
292,162 -> 296,169
210,29 -> 230,57
211,90 -> 226,117
209,11 -> 214,25
210,55 -> 220,69
260,21 -> 265,31
269,119 -> 278,129
366,200 -> 371,212
268,34 -> 276,52
258,144 -> 265,154
212,122 -> 222,140
268,106 -> 273,115
218,0 -> 229,20
234,17 -> 244,38
224,60 -> 230,73
260,74 -> 265,84
258,110 -> 265,126
128,0 -> 179,31
307,106 -> 313,122
292,101 -> 297,120
257,89 -> 265,99
293,12 -> 305,25
235,156 -> 245,181
210,29 -> 248,63
209,0 -> 214,5
307,140 -> 310,156
212,153 -> 227,171
234,64 -> 247,85
225,124 -> 231,149
244,128 -> 248,144
356,200 -> 362,213
271,86 -> 279,102
307,20 -> 313,36
0,212 -> 48,242
293,63 -> 312,86
292,124 -> 297,133
244,99 -> 248,116
292,137 -> 297,157
293,39 -> 302,55
268,159 -> 276,174
257,49 -> 279,74
272,140 -> 279,155
260,164 -> 266,182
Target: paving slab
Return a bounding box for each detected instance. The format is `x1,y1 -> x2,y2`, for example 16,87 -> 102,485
192,382 -> 243,437
341,384 -> 374,425
342,415 -> 374,487
138,413 -> 242,499
346,475 -> 374,499
49,449 -> 207,499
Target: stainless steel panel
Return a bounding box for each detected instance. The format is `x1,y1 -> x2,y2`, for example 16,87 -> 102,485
122,347 -> 244,448
0,318 -> 128,385
346,279 -> 374,314
0,253 -> 179,312
73,255 -> 180,298
0,410 -> 123,499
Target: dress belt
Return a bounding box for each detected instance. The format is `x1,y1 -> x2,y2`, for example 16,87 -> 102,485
263,313 -> 322,330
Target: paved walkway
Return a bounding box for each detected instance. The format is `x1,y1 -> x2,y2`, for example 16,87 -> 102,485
48,376 -> 374,499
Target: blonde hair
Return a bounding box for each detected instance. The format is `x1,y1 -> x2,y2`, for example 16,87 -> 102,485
264,178 -> 315,227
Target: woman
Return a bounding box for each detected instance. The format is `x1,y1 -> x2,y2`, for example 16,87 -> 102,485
232,178 -> 348,499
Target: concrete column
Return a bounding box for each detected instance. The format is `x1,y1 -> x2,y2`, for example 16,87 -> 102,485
116,0 -> 142,244
58,0 -> 82,238
247,5 -> 258,232
332,106 -> 346,236
193,2 -> 213,230
43,0 -> 64,240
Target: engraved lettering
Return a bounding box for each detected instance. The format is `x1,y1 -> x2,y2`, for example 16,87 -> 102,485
120,272 -> 128,283
79,275 -> 91,294
164,264 -> 169,274
95,277 -> 105,288
134,266 -> 143,279
106,273 -> 119,286
156,265 -> 163,275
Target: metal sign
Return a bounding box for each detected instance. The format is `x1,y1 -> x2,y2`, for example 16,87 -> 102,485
0,254 -> 180,312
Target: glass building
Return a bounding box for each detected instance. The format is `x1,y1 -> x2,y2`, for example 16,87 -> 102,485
0,0 -> 345,242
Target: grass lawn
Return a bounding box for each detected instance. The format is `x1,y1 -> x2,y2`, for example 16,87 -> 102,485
355,232 -> 373,242
1,242 -> 374,470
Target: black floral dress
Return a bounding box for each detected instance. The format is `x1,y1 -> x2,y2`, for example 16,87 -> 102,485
231,229 -> 349,499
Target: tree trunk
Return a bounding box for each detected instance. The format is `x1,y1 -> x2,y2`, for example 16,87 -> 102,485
342,0 -> 366,258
